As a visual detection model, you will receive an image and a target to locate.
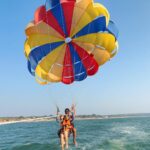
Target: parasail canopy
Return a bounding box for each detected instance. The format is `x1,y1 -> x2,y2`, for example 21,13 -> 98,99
24,0 -> 119,85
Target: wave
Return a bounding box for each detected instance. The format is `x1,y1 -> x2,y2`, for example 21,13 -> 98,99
11,143 -> 57,150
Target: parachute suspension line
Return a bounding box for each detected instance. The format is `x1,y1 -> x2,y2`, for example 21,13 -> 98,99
56,104 -> 60,115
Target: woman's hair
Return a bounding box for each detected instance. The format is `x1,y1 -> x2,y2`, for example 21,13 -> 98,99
64,115 -> 69,120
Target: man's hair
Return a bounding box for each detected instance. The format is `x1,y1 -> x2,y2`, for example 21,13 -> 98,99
65,108 -> 70,112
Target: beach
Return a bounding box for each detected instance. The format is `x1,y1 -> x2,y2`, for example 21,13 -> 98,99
0,117 -> 54,126
1,114 -> 149,126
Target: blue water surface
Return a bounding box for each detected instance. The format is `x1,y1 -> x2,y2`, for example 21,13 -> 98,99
0,117 -> 150,150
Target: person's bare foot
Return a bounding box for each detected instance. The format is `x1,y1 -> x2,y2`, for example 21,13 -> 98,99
74,140 -> 78,147
62,141 -> 65,145
66,144 -> 69,149
61,145 -> 64,150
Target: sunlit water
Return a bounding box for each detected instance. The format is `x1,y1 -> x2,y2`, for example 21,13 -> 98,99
0,117 -> 150,150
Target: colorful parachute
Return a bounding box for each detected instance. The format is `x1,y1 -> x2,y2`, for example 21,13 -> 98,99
24,0 -> 119,85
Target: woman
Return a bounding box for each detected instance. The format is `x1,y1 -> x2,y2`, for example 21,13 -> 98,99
56,114 -> 71,149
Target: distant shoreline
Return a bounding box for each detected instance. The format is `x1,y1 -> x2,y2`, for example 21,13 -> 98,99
0,113 -> 150,126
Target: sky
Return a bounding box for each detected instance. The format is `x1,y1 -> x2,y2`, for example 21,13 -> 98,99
0,0 -> 150,117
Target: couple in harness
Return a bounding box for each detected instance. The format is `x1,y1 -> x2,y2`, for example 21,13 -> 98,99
56,105 -> 77,150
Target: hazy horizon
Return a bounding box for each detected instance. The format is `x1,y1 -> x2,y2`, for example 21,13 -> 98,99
1,112 -> 150,118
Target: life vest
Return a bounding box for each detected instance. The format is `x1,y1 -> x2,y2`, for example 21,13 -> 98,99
62,119 -> 71,126
61,116 -> 73,131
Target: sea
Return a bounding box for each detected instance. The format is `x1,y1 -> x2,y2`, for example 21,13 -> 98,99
0,116 -> 150,150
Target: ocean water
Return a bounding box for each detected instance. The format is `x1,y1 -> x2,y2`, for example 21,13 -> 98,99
0,117 -> 150,150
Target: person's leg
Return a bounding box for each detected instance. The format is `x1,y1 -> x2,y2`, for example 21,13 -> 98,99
72,128 -> 77,145
60,133 -> 65,150
58,129 -> 61,144
64,130 -> 69,149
